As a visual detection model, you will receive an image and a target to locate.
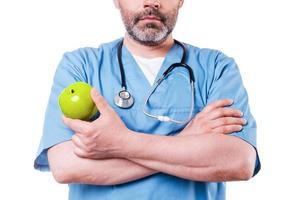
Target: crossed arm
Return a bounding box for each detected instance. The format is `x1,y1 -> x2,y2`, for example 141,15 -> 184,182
49,133 -> 255,185
49,141 -> 157,185
48,134 -> 255,185
48,93 -> 256,185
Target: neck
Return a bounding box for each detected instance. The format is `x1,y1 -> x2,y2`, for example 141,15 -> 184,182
123,33 -> 174,58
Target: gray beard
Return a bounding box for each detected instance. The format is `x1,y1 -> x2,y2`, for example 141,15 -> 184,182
127,23 -> 172,46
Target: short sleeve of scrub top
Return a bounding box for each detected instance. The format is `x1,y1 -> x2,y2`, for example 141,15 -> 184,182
207,51 -> 261,176
34,50 -> 90,171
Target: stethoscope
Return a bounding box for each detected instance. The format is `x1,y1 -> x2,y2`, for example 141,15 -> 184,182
114,39 -> 195,124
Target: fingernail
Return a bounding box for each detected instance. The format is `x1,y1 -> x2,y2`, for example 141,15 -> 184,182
240,111 -> 244,117
228,99 -> 234,104
243,119 -> 247,125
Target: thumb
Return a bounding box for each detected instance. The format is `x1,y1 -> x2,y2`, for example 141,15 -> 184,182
91,88 -> 113,115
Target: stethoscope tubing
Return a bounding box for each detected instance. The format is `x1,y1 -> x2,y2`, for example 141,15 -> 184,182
115,38 -> 195,124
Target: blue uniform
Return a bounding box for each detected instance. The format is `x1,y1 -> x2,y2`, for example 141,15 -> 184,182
34,38 -> 260,200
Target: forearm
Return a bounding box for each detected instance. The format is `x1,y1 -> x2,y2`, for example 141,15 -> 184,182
130,158 -> 228,182
75,158 -> 157,185
73,158 -> 157,185
119,132 -> 256,181
48,141 -> 157,185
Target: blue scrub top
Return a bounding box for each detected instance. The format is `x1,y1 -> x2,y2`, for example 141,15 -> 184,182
34,38 -> 261,200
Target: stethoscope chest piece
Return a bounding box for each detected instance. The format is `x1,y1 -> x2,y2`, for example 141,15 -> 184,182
114,89 -> 134,109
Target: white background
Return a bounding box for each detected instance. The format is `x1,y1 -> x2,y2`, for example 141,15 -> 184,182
0,0 -> 299,199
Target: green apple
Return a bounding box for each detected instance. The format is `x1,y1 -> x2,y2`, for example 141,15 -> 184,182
58,82 -> 98,120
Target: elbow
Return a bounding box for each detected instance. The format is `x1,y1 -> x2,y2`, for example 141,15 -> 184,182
51,168 -> 74,184
214,159 -> 254,182
49,160 -> 76,184
237,145 -> 257,181
47,142 -> 78,184
235,156 -> 255,181
231,150 -> 256,181
215,152 -> 256,181
232,162 -> 253,181
229,139 -> 257,181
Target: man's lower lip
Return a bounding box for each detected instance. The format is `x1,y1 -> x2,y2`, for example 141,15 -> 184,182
140,19 -> 161,22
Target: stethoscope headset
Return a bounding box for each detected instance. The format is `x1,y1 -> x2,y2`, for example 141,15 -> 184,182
114,39 -> 195,124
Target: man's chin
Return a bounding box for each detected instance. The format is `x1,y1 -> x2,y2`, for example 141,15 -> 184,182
128,26 -> 170,46
132,35 -> 168,46
136,23 -> 161,30
133,26 -> 163,36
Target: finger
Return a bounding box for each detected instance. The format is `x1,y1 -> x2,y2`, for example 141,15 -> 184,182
74,134 -> 92,147
212,125 -> 243,134
71,134 -> 87,150
207,108 -> 243,120
91,88 -> 113,115
202,99 -> 234,114
62,116 -> 91,133
73,146 -> 88,158
210,117 -> 247,129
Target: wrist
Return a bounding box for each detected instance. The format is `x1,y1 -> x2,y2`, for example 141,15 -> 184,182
114,130 -> 140,158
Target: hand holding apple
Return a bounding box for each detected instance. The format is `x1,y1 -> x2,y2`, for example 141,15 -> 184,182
59,82 -> 98,120
62,88 -> 133,159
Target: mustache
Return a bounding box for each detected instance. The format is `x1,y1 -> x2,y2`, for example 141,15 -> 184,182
133,8 -> 167,24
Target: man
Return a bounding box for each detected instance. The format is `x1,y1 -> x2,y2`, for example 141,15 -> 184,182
34,0 -> 260,199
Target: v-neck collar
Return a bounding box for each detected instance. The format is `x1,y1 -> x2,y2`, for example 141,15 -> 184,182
121,41 -> 184,106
